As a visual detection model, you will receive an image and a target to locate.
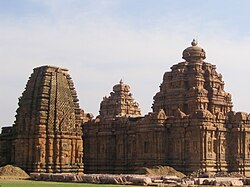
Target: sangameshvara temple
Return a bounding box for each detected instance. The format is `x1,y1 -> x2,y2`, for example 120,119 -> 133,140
1,39 -> 250,176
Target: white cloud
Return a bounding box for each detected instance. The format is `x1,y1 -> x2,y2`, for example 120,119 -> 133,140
0,3 -> 250,128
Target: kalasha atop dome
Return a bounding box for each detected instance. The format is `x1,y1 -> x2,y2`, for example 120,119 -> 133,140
113,79 -> 130,93
182,39 -> 206,62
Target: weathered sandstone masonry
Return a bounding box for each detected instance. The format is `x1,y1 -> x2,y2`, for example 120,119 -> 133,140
83,40 -> 250,176
1,66 -> 84,173
1,40 -> 250,176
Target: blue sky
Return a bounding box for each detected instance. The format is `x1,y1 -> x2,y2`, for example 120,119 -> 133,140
1,0 -> 250,128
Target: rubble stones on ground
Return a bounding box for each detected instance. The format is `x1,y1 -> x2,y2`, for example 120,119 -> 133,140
30,173 -> 153,185
188,169 -> 211,178
182,179 -> 194,185
129,176 -> 152,186
29,173 -> 184,186
29,172 -> 248,186
193,177 -> 244,186
162,176 -> 182,185
243,178 -> 250,185
189,169 -> 244,179
81,175 -> 97,183
231,179 -> 244,186
215,171 -> 245,178
99,175 -> 124,184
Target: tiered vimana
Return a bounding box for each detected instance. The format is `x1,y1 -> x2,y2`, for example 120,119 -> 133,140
152,39 -> 233,116
99,80 -> 141,120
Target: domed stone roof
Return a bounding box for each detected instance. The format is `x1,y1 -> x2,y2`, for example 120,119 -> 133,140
113,79 -> 130,92
182,39 -> 206,62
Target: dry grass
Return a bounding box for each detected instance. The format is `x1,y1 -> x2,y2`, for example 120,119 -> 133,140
0,179 -> 137,187
0,165 -> 30,179
136,166 -> 186,178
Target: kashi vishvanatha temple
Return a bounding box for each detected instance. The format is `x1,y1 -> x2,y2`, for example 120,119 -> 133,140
1,40 -> 250,175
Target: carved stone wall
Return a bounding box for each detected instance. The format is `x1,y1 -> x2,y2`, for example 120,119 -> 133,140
12,65 -> 83,173
84,110 -> 167,174
83,40 -> 250,176
1,40 -> 250,176
0,127 -> 12,166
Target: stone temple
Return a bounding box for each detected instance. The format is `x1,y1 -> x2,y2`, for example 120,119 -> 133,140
1,40 -> 250,175
0,66 -> 84,173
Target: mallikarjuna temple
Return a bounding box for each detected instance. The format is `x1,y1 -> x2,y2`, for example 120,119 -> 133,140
1,40 -> 250,175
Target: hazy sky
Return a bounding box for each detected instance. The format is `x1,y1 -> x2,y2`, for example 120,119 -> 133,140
1,0 -> 250,128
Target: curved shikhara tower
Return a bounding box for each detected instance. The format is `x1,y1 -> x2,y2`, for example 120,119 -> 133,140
13,66 -> 83,173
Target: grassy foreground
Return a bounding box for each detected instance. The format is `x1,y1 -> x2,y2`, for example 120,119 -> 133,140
0,179 -> 137,187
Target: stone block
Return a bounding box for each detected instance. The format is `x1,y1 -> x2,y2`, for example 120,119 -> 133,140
129,176 -> 152,186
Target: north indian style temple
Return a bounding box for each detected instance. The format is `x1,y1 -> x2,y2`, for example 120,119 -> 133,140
1,40 -> 250,175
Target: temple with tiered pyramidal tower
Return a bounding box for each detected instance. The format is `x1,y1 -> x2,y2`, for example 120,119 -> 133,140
1,40 -> 250,176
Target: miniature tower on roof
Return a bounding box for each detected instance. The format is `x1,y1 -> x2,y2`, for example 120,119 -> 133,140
99,80 -> 141,120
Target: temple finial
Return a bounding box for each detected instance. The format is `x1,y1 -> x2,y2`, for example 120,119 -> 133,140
191,38 -> 198,46
119,79 -> 123,84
